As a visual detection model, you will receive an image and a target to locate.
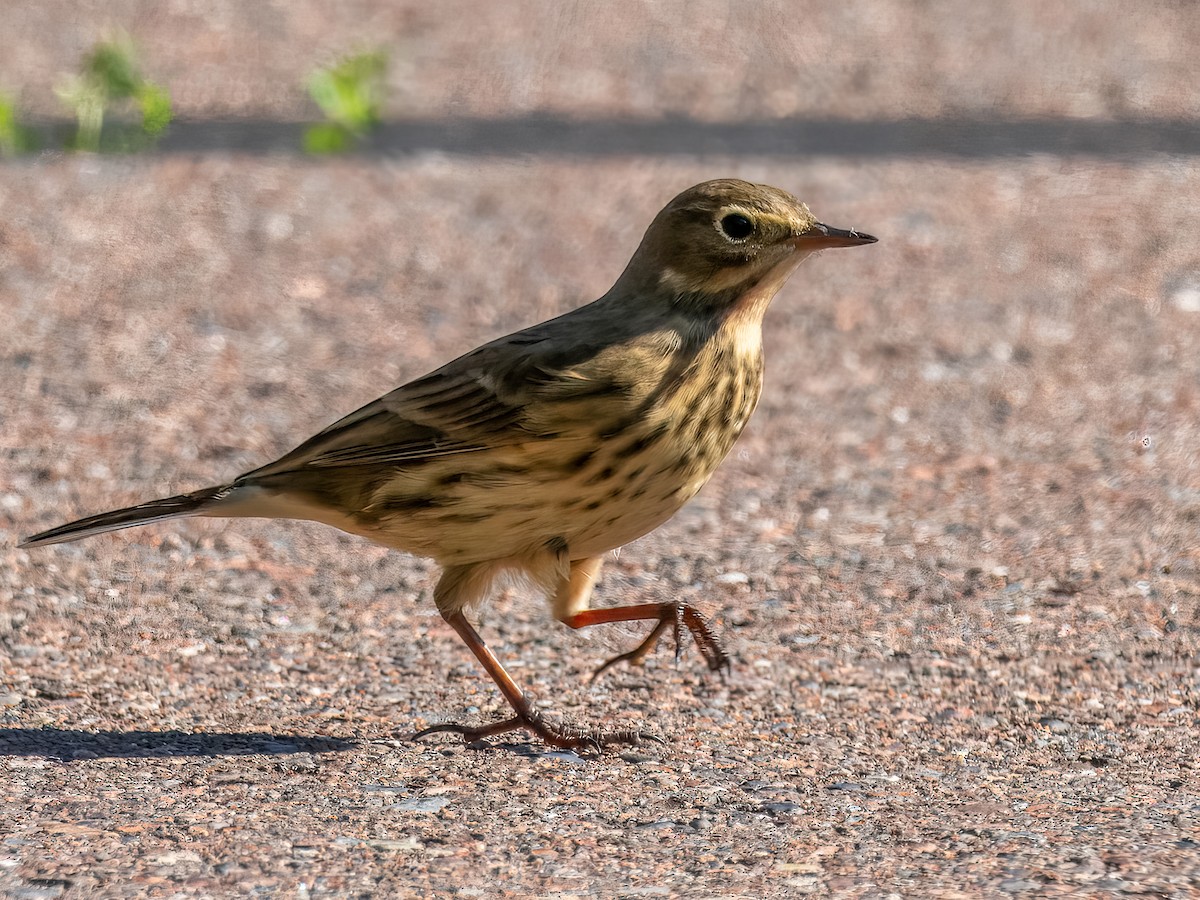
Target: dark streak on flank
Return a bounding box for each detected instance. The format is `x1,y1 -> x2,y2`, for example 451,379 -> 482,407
613,422 -> 671,460
568,449 -> 596,471
381,496 -> 441,513
584,466 -> 617,486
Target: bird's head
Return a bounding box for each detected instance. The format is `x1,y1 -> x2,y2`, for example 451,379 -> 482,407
614,179 -> 876,315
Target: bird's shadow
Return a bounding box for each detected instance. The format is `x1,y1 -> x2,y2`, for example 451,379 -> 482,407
0,727 -> 357,761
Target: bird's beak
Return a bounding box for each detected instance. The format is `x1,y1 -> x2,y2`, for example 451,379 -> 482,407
795,222 -> 878,249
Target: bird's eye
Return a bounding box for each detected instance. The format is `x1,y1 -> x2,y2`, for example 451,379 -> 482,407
719,213 -> 755,240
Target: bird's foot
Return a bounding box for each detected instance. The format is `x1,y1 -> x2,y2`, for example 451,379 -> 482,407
590,602 -> 731,682
412,706 -> 662,753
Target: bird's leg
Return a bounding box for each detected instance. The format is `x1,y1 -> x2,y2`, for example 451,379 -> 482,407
563,602 -> 731,682
412,608 -> 659,752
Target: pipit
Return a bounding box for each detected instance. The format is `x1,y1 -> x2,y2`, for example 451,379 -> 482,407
21,179 -> 875,751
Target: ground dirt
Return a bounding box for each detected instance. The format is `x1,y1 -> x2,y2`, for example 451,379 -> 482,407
2,3 -> 1199,898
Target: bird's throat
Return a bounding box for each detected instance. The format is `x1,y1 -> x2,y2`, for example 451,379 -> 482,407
734,250 -> 809,318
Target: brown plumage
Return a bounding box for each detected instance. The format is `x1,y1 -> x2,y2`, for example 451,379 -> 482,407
21,179 -> 876,751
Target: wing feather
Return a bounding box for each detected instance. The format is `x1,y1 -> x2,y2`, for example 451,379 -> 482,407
240,370 -> 522,479
236,305 -> 685,486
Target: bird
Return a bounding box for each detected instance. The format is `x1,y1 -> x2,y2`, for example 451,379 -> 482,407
20,179 -> 876,751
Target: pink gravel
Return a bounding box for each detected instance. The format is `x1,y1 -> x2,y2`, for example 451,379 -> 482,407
2,3 -> 1199,897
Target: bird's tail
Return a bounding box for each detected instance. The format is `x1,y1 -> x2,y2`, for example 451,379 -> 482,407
19,484 -> 234,548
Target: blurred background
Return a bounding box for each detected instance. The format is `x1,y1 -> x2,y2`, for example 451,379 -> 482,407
1,2 -> 1198,895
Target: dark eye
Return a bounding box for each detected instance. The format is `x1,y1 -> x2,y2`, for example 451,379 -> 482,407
719,213 -> 754,240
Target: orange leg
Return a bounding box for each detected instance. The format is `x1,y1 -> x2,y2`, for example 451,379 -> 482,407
411,610 -> 660,751
563,602 -> 731,682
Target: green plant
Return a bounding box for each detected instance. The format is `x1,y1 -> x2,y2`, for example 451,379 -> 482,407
56,33 -> 173,152
304,50 -> 387,154
0,92 -> 38,157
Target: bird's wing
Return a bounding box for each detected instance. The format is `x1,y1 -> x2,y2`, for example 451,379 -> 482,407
237,318 -> 673,483
239,365 -> 527,481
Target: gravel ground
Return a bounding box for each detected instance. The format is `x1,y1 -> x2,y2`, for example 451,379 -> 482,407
2,3 -> 1199,898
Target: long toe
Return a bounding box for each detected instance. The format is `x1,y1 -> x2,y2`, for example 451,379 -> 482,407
589,647 -> 650,683
412,709 -> 661,753
676,605 -> 730,673
410,715 -> 526,744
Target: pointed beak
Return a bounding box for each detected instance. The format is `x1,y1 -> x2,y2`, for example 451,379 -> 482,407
795,222 -> 878,249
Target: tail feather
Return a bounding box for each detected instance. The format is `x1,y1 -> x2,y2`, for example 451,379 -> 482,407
19,485 -> 232,548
